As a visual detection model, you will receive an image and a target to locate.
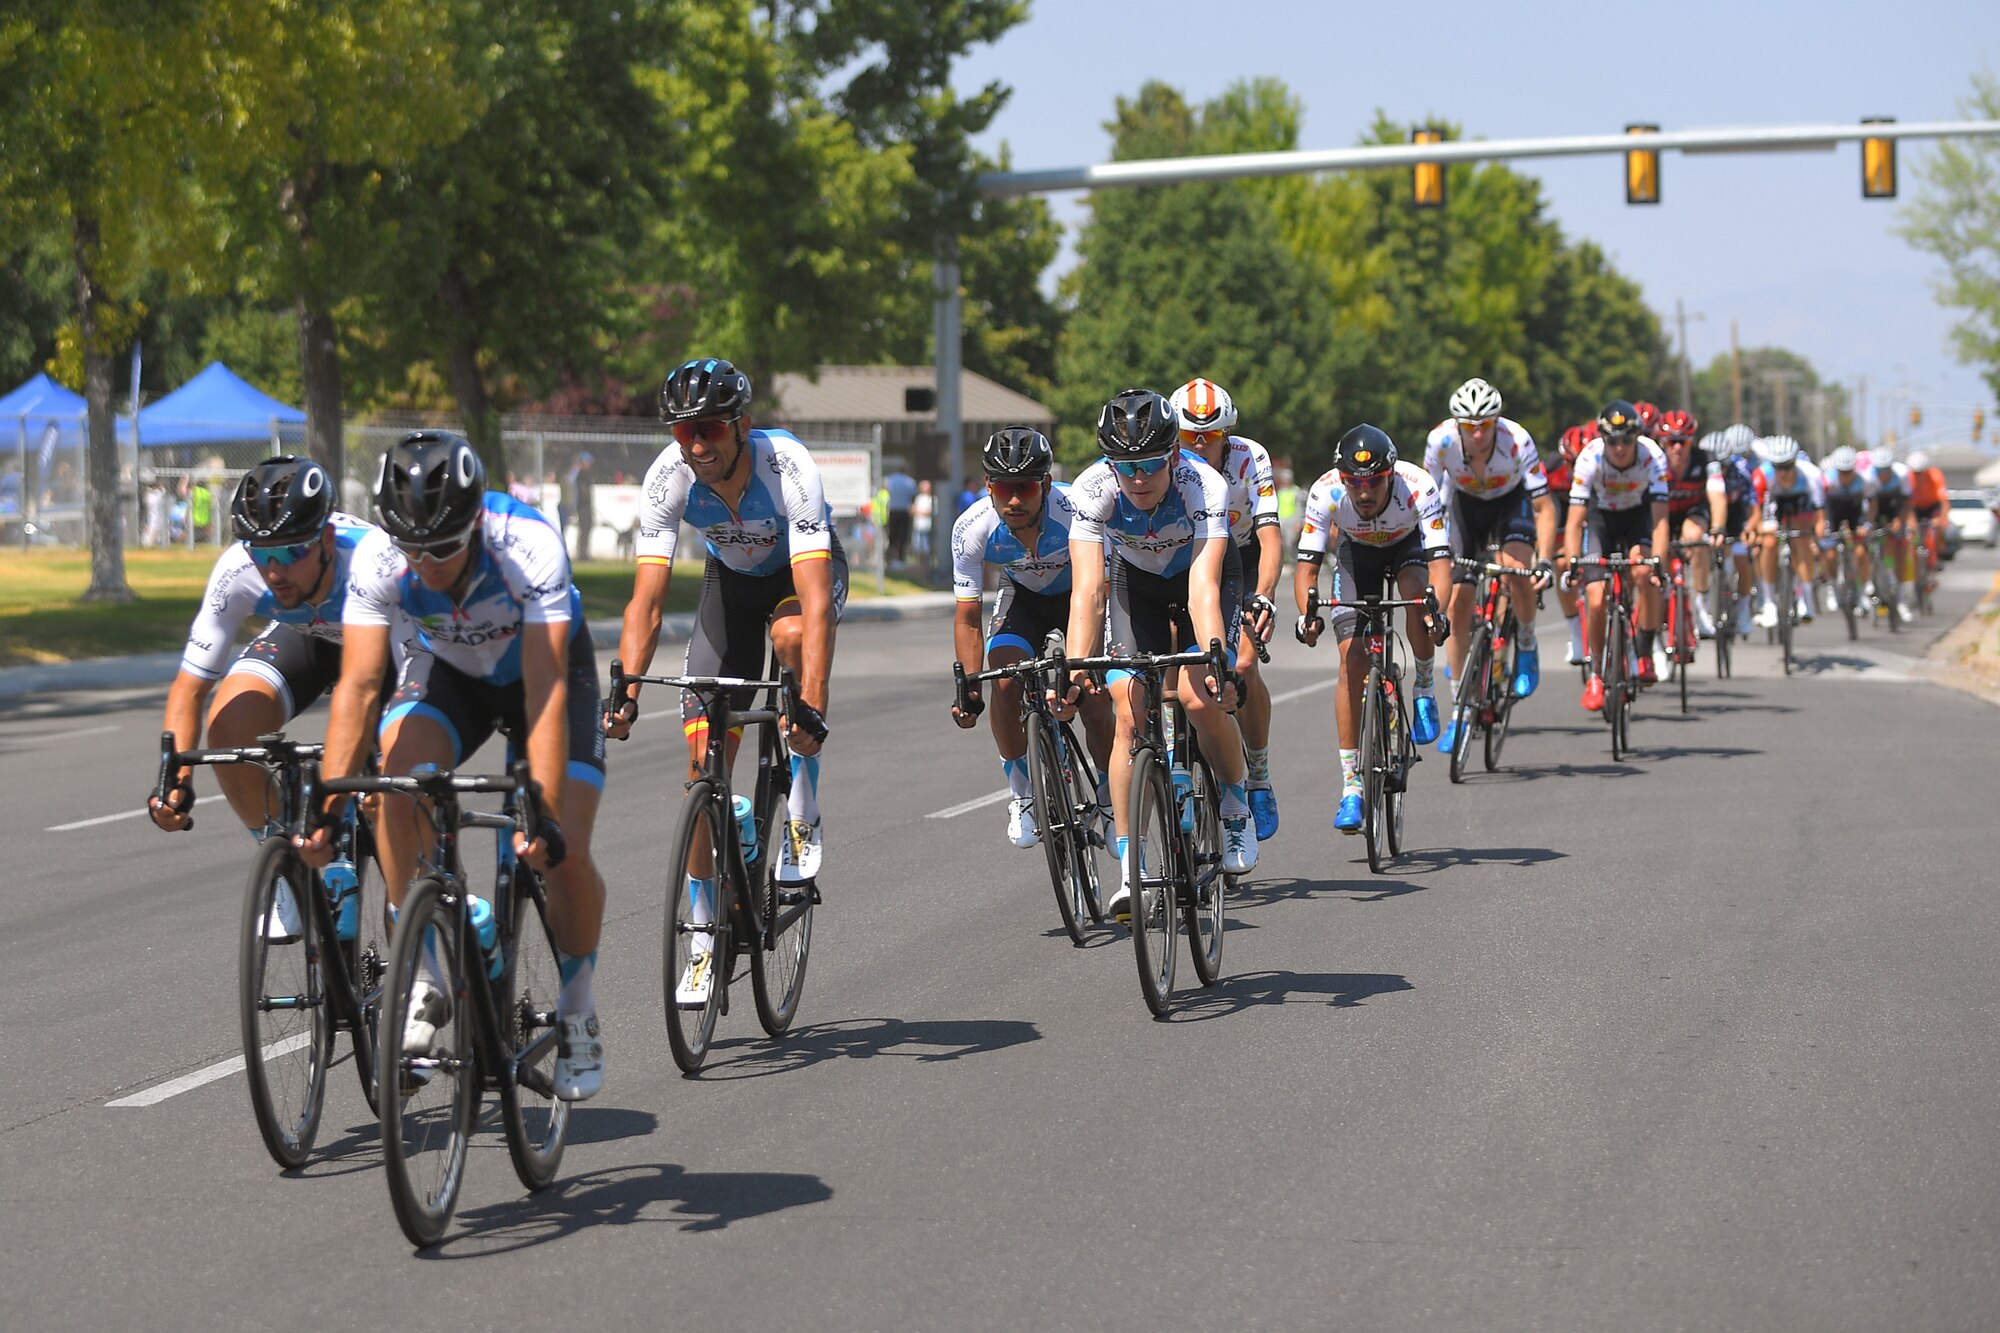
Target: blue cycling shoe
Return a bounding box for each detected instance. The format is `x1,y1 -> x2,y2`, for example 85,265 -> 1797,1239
1249,786 -> 1279,841
1513,645 -> 1540,699
1334,792 -> 1364,833
1436,718 -> 1460,754
1411,695 -> 1440,745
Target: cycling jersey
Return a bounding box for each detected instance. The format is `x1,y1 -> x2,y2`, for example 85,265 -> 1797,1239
346,492 -> 579,687
179,512 -> 376,680
950,484 -> 1079,600
1299,461 -> 1452,557
1207,435 -> 1280,545
1068,453 -> 1229,578
1569,438 -> 1669,512
635,428 -> 836,577
1423,417 -> 1548,501
1868,461 -> 1910,499
1911,465 -> 1948,511
1664,446 -> 1727,516
1755,458 -> 1826,512
1823,468 -> 1872,503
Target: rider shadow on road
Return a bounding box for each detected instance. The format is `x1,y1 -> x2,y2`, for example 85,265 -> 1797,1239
1627,744 -> 1758,762
434,1162 -> 835,1257
699,1016 -> 1040,1081
1332,845 -> 1566,902
1167,969 -> 1413,1022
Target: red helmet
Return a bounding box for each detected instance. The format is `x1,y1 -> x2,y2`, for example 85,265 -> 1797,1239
1633,401 -> 1661,432
1655,409 -> 1698,444
1559,424 -> 1591,462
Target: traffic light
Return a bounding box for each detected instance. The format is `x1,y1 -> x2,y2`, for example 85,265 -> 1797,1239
1975,408 -> 1985,442
1910,404 -> 1922,428
1862,118 -> 1897,199
1625,124 -> 1661,205
1412,127 -> 1446,208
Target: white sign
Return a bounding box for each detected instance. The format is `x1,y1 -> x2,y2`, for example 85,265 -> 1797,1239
806,447 -> 875,518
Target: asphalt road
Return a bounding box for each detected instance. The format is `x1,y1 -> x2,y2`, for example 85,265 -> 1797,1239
3,551 -> 1997,1331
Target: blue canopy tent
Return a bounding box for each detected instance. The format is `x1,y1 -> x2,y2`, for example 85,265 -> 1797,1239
122,361 -> 307,453
0,372 -> 88,526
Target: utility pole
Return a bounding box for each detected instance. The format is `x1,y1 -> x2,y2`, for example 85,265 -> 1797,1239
1761,368 -> 1804,435
1674,298 -> 1704,412
1856,375 -> 1867,444
1730,321 -> 1743,423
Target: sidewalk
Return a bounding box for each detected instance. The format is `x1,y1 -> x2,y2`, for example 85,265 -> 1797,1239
1920,571 -> 2000,708
0,591 -> 958,700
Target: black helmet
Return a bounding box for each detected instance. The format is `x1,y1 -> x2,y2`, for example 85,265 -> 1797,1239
1096,388 -> 1179,459
660,357 -> 752,423
982,426 -> 1054,480
1597,400 -> 1642,440
1331,424 -> 1397,477
374,430 -> 486,548
231,455 -> 332,545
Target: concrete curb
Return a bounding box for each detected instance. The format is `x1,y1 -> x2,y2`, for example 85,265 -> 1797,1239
0,592 -> 960,700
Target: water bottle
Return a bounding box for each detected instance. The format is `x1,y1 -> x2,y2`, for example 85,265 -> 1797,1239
466,894 -> 504,979
732,794 -> 760,865
1163,707 -> 1194,833
322,859 -> 358,942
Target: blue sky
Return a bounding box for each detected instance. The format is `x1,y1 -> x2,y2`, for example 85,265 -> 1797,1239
956,0 -> 1999,443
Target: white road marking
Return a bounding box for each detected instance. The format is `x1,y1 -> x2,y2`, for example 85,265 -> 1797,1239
105,1033 -> 315,1108
925,678 -> 1336,819
48,793 -> 226,833
13,723 -> 121,744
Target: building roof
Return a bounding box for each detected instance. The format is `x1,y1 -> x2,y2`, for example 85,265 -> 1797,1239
770,365 -> 1053,427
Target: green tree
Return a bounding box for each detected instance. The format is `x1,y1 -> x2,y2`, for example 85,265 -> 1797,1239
1899,71 -> 2000,400
0,234 -> 69,390
1690,346 -> 1852,452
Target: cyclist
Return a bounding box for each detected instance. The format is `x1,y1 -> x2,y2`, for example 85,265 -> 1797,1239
1545,422 -> 1595,667
302,431 -> 610,1102
1865,447 -> 1919,622
1655,409 -> 1725,640
1711,425 -> 1762,638
1170,377 -> 1284,838
1750,435 -> 1825,628
1908,448 -> 1950,591
1059,387 -> 1258,916
1819,446 -> 1873,612
1294,424 -> 1452,833
948,426 -> 1113,847
605,357 -> 842,1008
1566,400 -> 1669,711
1423,377 -> 1555,752
148,456 -> 381,937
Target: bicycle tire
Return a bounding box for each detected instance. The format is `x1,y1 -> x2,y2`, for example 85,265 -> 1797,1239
664,778 -> 727,1072
1485,628 -> 1516,772
1126,749 -> 1179,1016
499,861 -> 569,1191
1183,748 -> 1226,987
1448,624 -> 1486,785
1840,544 -> 1859,641
751,761 -> 814,1037
1606,610 -> 1627,762
1361,666 -> 1388,873
1028,713 -> 1088,945
1058,721 -> 1107,923
340,818 -> 385,1118
378,875 -> 477,1249
1384,681 -> 1408,857
1672,586 -> 1693,715
238,837 -> 328,1170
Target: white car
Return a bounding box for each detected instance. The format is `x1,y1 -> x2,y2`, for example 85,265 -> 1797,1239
1947,489 -> 1998,549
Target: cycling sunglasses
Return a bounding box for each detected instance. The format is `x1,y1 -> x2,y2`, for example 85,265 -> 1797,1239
672,418 -> 738,447
1110,454 -> 1173,479
1339,469 -> 1392,486
1456,418 -> 1496,432
987,478 -> 1044,501
1178,427 -> 1228,446
395,526 -> 476,565
243,539 -> 317,567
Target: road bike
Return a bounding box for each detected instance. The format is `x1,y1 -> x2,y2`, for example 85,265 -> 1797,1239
952,636 -> 1106,945
1826,529 -> 1864,641
1445,556 -> 1525,781
1060,638 -> 1236,1016
1708,534 -> 1742,680
317,761 -> 566,1248
1767,526 -> 1805,675
1574,556 -> 1657,761
607,656 -> 812,1073
153,732 -> 384,1169
1866,525 -> 1903,633
1662,541 -> 1701,714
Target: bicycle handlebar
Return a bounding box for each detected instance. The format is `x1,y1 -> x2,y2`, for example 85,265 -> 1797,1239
152,731 -> 326,830
316,759 -> 556,862
606,658 -> 798,733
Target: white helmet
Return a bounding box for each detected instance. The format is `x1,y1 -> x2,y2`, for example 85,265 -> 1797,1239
1907,449 -> 1931,471
1720,423 -> 1756,457
1755,435 -> 1802,465
1449,377 -> 1503,422
1825,446 -> 1858,472
1170,378 -> 1237,436
1698,430 -> 1728,455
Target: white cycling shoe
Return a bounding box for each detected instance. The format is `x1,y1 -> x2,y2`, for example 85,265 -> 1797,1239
401,982 -> 450,1056
1006,796 -> 1039,849
1735,599 -> 1756,637
1221,813 -> 1257,875
1693,599 -> 1716,640
777,817 -> 822,882
1754,597 -> 1779,630
675,941 -> 716,1009
263,875 -> 304,943
552,1012 -> 604,1101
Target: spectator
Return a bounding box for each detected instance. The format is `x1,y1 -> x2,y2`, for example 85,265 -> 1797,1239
956,476 -> 979,520
142,475 -> 168,547
884,465 -> 917,565
912,478 -> 934,557
567,451 -> 595,561
189,476 -> 214,544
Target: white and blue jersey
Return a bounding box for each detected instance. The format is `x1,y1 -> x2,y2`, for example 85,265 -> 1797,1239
1823,467 -> 1871,503
180,512 -> 377,680
634,428 -> 837,577
346,492 -> 579,687
1068,452 -> 1230,578
1868,460 -> 1910,499
950,485 -> 1079,600
1758,458 -> 1825,513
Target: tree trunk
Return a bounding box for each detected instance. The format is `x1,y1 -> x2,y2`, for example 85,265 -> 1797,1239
438,265 -> 504,483
74,210 -> 133,603
296,296 -> 344,493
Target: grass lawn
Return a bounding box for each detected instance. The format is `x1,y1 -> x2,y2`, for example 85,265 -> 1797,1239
0,548 -> 932,667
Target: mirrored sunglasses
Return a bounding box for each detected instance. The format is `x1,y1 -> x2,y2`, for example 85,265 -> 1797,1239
987,479 -> 1044,500
672,418 -> 737,446
395,527 -> 475,565
1110,454 -> 1173,479
243,539 -> 316,567
1178,427 -> 1227,445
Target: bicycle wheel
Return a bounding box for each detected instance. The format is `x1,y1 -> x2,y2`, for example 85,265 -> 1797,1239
1777,552 -> 1794,675
238,837 -> 329,1170
751,760 -> 814,1037
339,817 -> 386,1117
1919,545 -> 1936,616
378,875 -> 477,1249
1840,546 -> 1860,641
1605,611 -> 1627,762
1028,713 -> 1088,945
1448,625 -> 1486,785
1059,721 -> 1106,923
1384,683 -> 1409,857
1183,749 -> 1226,987
1126,749 -> 1179,1016
1361,667 -> 1389,874
1672,588 -> 1693,715
1484,628 -> 1516,772
664,779 -> 727,1072
500,861 -> 569,1191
